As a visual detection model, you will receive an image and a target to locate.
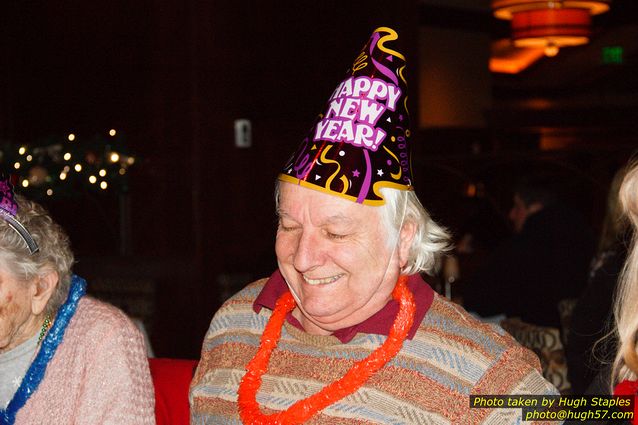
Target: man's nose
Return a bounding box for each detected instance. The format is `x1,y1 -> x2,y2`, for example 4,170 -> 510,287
292,230 -> 324,273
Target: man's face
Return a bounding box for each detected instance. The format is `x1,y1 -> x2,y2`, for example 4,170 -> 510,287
509,193 -> 543,233
275,182 -> 402,335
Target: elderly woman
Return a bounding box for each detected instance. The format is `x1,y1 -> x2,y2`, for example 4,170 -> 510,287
190,27 -> 558,424
0,177 -> 154,424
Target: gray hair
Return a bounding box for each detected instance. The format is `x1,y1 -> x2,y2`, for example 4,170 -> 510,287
274,182 -> 450,275
377,187 -> 451,275
0,196 -> 74,316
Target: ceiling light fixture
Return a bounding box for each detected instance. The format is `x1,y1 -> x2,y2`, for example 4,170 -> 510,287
492,0 -> 611,56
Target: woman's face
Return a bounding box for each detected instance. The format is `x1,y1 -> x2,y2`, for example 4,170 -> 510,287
276,182 -> 406,335
0,268 -> 39,352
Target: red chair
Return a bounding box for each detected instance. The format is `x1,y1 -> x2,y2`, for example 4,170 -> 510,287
148,358 -> 198,425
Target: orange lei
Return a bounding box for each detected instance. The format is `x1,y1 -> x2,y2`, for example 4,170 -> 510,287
238,275 -> 416,424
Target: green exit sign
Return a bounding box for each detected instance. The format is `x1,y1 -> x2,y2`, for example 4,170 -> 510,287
602,46 -> 623,64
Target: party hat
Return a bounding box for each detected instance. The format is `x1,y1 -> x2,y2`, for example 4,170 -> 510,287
279,27 -> 413,205
0,175 -> 39,254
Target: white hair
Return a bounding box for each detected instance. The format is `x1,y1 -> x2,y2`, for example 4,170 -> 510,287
377,187 -> 451,275
612,161 -> 638,387
0,196 -> 74,316
274,182 -> 450,276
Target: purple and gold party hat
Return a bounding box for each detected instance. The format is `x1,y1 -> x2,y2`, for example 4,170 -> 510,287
0,175 -> 39,254
279,26 -> 413,205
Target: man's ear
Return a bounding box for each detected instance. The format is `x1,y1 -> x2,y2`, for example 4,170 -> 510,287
398,221 -> 417,268
30,271 -> 59,316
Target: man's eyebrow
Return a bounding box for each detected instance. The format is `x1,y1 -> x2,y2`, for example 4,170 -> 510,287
275,210 -> 354,224
324,214 -> 354,225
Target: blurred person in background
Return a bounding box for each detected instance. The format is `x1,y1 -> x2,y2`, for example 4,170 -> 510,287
463,175 -> 594,328
610,160 -> 638,423
567,166 -> 631,394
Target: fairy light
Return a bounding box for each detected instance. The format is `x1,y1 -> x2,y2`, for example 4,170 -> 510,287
6,131 -> 135,198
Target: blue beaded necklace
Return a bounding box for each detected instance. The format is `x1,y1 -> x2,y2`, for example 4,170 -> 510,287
0,275 -> 86,425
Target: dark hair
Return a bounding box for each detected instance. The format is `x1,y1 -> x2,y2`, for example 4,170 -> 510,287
514,175 -> 557,208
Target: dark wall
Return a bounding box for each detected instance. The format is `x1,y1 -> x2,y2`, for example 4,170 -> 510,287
145,1 -> 420,357
3,0 -> 635,358
1,0 -> 419,358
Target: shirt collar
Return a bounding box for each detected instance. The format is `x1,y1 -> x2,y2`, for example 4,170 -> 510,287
253,269 -> 434,343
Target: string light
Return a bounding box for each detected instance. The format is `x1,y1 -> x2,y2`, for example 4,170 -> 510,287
3,129 -> 135,199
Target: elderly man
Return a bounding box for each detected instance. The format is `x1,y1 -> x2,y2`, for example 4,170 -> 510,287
190,27 -> 559,424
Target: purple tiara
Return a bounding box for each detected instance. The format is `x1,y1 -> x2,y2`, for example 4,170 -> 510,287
0,177 -> 39,254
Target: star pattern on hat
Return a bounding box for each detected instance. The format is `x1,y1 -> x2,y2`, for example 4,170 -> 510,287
377,169 -> 384,176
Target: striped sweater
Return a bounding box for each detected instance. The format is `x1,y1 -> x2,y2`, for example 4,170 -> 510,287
190,277 -> 559,424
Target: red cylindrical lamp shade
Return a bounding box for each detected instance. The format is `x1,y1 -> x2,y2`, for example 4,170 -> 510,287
511,8 -> 592,47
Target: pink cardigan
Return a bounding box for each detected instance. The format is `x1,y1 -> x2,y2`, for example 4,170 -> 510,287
16,297 -> 155,424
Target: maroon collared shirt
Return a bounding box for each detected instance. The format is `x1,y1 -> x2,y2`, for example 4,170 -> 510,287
253,269 -> 435,343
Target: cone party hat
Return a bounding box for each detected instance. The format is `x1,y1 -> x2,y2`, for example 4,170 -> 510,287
279,27 -> 414,205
